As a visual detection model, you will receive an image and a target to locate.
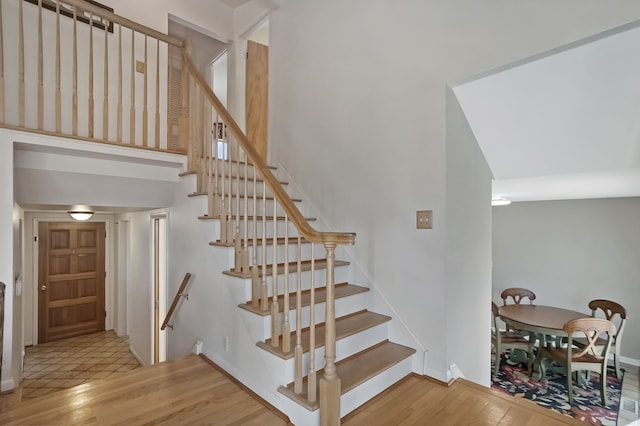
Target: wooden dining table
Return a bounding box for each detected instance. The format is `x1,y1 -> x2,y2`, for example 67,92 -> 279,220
498,304 -> 590,380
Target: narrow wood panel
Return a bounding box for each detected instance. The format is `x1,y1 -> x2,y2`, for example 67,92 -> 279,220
246,40 -> 269,161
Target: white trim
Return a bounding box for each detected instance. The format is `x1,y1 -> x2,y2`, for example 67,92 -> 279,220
620,355 -> 640,368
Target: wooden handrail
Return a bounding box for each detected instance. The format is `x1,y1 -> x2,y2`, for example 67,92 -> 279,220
161,272 -> 192,331
59,0 -> 184,48
184,59 -> 356,246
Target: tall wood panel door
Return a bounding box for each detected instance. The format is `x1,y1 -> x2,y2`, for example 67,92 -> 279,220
38,222 -> 106,343
246,40 -> 269,161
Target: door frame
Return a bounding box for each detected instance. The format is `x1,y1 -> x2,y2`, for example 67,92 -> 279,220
30,214 -> 114,346
150,212 -> 168,364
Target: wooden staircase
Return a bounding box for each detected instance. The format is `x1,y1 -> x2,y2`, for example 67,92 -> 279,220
184,160 -> 416,423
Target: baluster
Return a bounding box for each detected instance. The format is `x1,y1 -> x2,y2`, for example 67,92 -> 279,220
250,165 -> 259,309
243,149 -> 249,267
18,0 -> 24,127
308,244 -> 317,402
294,234 -> 303,393
155,40 -> 160,148
260,181 -> 268,312
179,40 -> 190,154
55,0 -> 61,132
319,243 -> 340,426
88,13 -> 94,138
143,35 -> 148,146
103,17 -> 109,140
270,199 -> 279,347
130,29 -> 135,144
117,25 -> 122,142
282,214 -> 291,353
210,112 -> 221,217
0,0 -> 5,124
225,129 -> 233,243
37,0 -> 43,129
233,141 -> 242,266
219,119 -> 227,243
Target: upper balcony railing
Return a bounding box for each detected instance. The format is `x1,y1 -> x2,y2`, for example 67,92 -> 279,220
0,0 -> 185,153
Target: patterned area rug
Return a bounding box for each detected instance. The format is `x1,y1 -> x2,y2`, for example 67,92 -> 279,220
491,352 -> 624,426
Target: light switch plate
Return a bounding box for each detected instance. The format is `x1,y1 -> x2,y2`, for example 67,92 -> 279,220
136,60 -> 146,73
417,210 -> 433,229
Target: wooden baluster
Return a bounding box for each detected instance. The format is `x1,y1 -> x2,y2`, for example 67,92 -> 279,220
55,1 -> 61,132
0,0 -> 5,124
226,130 -> 233,243
143,35 -> 148,147
210,113 -> 221,217
243,149 -> 249,268
219,119 -> 227,243
233,140 -> 241,262
319,243 -> 340,426
18,0 -> 24,127
130,29 -> 135,144
308,244 -> 317,402
103,17 -> 109,140
179,40 -> 191,155
270,199 -> 279,347
117,25 -> 122,142
37,0 -> 43,130
260,181 -> 268,312
155,40 -> 160,149
250,165 -> 259,309
88,14 -> 94,138
282,215 -> 290,353
294,234 -> 303,393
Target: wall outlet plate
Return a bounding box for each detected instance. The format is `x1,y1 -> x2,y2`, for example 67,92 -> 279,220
136,60 -> 146,73
417,210 -> 433,229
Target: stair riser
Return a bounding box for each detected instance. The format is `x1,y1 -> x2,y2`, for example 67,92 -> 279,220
222,219 -> 312,240
215,199 -> 302,217
275,323 -> 390,384
340,356 -> 414,418
239,267 -> 352,301
251,292 -> 370,342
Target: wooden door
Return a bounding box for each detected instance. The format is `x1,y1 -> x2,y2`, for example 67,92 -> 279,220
246,40 -> 269,161
38,222 -> 106,343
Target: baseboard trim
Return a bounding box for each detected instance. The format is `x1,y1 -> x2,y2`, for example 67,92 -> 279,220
198,354 -> 293,425
620,356 -> 640,368
128,345 -> 145,367
421,373 -> 457,387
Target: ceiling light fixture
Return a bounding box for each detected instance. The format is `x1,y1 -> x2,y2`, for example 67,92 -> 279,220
68,210 -> 94,221
491,197 -> 511,207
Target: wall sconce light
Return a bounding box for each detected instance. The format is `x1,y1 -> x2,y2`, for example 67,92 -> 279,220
68,210 -> 94,221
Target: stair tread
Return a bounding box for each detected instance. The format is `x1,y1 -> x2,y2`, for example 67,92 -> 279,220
278,340 -> 416,411
238,282 -> 369,316
210,237 -> 310,248
257,310 -> 391,359
224,259 -> 350,279
198,215 -> 316,221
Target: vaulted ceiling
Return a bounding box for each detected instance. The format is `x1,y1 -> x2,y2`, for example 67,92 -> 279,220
453,20 -> 640,203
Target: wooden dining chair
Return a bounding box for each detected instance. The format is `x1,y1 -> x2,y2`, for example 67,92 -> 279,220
491,302 -> 534,376
500,287 -> 536,306
573,299 -> 627,378
540,317 -> 616,406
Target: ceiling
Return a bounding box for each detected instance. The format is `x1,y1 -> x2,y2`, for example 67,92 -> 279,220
216,0 -> 252,9
453,21 -> 640,203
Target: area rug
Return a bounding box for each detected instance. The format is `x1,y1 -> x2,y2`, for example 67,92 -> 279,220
491,352 -> 624,426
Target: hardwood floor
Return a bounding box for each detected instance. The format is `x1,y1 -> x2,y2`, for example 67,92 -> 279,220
0,353 -> 596,425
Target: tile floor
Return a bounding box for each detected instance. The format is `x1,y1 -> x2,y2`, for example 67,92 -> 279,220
21,330 -> 140,400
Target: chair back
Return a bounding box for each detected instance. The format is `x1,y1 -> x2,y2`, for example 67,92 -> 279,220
500,287 -> 536,305
564,318 -> 616,361
589,299 -> 627,338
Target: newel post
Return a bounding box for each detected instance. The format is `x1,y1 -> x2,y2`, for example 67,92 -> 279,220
179,39 -> 192,162
320,242 -> 341,426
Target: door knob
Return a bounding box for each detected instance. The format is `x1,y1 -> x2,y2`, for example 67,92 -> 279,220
40,285 -> 47,291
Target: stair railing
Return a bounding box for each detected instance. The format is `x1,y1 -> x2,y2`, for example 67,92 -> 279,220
0,0 -> 185,153
161,272 -> 192,331
182,54 -> 355,425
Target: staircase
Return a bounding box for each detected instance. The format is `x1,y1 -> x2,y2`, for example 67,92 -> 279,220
183,159 -> 416,424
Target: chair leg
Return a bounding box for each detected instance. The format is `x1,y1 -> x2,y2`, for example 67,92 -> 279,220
567,370 -> 573,405
614,349 -> 622,379
600,366 -> 607,406
494,352 -> 500,377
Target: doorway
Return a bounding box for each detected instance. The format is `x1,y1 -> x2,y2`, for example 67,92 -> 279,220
37,221 -> 106,343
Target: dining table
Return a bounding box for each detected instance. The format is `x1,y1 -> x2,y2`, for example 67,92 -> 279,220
498,304 -> 591,380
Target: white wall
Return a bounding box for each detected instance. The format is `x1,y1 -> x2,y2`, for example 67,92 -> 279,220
267,0 -> 640,380
444,89 -> 493,384
493,198 -> 640,364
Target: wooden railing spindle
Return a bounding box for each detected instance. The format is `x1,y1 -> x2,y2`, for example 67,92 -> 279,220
282,214 -> 291,353
117,25 -> 122,142
18,0 -> 24,127
130,29 -> 135,144
103,18 -> 109,140
294,234 -> 303,393
270,199 -> 279,347
155,40 -> 160,148
55,0 -> 61,132
143,35 -> 148,146
308,244 -> 317,402
88,13 -> 94,138
260,181 -> 268,312
37,0 -> 43,130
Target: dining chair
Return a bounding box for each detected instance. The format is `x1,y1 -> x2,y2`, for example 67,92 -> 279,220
491,302 -> 534,376
573,299 -> 627,378
500,287 -> 536,305
540,317 -> 616,406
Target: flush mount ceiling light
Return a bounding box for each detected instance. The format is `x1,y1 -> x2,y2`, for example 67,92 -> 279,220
491,197 -> 511,206
68,210 -> 94,221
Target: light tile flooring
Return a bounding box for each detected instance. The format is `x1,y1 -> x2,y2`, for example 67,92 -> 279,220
20,330 -> 140,400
